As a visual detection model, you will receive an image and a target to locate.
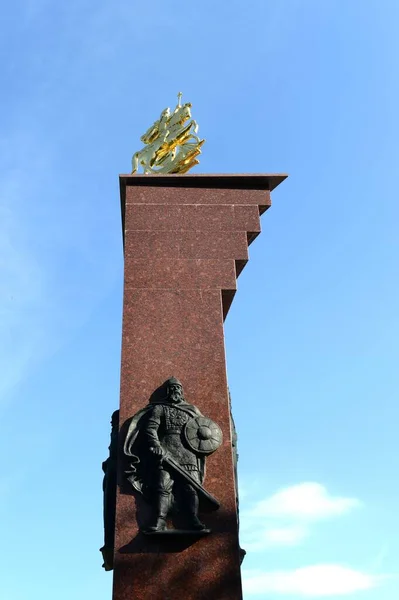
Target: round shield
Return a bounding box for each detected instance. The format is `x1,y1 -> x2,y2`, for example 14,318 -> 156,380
184,417 -> 223,455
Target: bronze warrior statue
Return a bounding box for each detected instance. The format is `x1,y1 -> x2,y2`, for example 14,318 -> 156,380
123,377 -> 222,533
100,409 -> 119,570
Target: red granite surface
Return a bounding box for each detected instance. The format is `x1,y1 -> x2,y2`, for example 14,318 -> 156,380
125,184 -> 271,208
125,203 -> 261,233
124,230 -> 249,260
113,174 -> 287,600
124,258 -> 237,290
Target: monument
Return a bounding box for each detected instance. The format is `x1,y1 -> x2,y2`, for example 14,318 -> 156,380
101,94 -> 287,599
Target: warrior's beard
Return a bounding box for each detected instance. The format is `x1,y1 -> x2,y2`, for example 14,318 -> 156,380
169,390 -> 184,403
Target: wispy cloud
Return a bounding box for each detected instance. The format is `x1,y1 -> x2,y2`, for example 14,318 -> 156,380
0,153 -> 51,399
240,484 -> 388,595
248,482 -> 361,521
241,523 -> 309,552
240,482 -> 361,552
243,564 -> 383,597
371,544 -> 389,573
0,127 -> 120,403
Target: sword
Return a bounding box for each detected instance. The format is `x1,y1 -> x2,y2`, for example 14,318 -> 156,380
161,452 -> 220,512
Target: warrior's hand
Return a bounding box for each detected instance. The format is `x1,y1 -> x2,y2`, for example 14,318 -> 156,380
149,446 -> 164,457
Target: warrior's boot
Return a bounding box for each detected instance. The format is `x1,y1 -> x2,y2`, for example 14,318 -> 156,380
146,493 -> 170,532
188,513 -> 206,531
184,486 -> 206,531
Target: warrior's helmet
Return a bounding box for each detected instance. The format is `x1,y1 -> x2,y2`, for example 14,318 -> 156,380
166,376 -> 182,387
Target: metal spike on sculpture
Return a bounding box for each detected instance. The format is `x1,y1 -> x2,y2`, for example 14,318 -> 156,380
131,92 -> 205,174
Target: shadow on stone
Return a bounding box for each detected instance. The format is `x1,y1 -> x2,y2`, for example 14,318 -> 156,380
119,530 -> 208,554
114,529 -> 244,599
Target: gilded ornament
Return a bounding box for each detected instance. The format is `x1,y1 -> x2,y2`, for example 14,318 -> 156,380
131,92 -> 205,175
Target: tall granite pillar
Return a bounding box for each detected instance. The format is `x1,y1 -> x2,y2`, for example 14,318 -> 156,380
113,174 -> 286,600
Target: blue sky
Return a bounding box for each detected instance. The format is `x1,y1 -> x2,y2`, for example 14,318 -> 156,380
1,1 -> 398,598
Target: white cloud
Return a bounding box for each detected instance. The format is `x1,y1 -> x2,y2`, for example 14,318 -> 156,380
265,525 -> 308,545
240,483 -> 361,552
241,486 -> 384,594
247,482 -> 361,521
243,564 -> 382,597
243,525 -> 308,552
